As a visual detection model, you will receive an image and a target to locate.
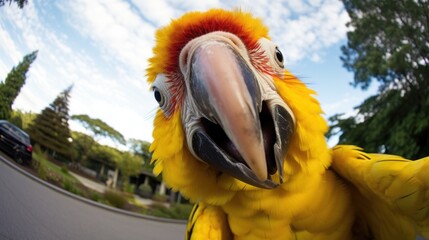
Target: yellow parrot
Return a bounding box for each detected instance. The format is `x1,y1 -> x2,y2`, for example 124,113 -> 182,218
146,9 -> 429,240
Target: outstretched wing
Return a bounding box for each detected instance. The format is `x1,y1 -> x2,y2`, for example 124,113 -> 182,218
331,145 -> 429,240
186,202 -> 232,240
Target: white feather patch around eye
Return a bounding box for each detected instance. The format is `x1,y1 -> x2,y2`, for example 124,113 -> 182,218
152,74 -> 174,117
257,38 -> 285,70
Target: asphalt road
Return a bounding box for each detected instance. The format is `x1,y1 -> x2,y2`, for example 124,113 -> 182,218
0,156 -> 186,240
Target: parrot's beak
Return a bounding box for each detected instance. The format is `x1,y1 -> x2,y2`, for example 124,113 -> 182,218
181,34 -> 295,188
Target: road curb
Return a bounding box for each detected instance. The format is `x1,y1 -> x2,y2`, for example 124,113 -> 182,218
0,156 -> 187,225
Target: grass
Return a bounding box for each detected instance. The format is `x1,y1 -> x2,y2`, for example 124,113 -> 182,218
30,147 -> 191,219
142,203 -> 193,220
32,150 -> 80,192
103,190 -> 127,209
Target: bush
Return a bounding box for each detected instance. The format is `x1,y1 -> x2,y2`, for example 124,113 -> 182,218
60,166 -> 69,174
62,179 -> 82,196
90,192 -> 101,202
138,184 -> 152,192
146,203 -> 193,219
123,182 -> 135,194
103,190 -> 127,209
152,193 -> 168,202
32,147 -> 48,181
170,203 -> 193,219
138,184 -> 153,198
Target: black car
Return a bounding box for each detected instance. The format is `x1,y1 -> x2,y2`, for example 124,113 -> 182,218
0,120 -> 33,164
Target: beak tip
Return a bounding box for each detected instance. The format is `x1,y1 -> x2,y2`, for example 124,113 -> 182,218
246,153 -> 268,182
255,171 -> 268,182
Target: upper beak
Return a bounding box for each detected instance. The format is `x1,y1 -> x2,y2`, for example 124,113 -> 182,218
189,41 -> 268,181
181,35 -> 294,188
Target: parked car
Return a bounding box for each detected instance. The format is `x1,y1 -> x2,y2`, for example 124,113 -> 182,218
0,120 -> 33,164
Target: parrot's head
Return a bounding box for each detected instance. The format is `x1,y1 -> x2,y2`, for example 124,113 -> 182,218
147,9 -> 330,204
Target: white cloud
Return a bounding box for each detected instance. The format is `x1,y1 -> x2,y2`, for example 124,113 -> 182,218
203,0 -> 351,64
1,0 -> 353,144
62,0 -> 155,73
131,0 -> 176,26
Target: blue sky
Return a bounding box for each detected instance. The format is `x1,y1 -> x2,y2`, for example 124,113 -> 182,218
0,0 -> 376,146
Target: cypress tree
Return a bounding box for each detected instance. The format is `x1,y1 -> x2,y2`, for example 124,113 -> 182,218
0,51 -> 38,120
28,85 -> 74,161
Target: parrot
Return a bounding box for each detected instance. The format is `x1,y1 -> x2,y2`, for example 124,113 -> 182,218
146,9 -> 429,240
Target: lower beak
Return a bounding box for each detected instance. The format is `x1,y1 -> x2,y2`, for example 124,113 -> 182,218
188,41 -> 268,181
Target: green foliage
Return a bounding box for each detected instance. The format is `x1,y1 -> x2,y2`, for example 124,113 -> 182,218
70,114 -> 125,167
61,166 -> 69,174
27,86 -> 74,161
71,130 -> 147,187
33,151 -> 48,181
341,0 -> 428,91
79,141 -> 120,176
118,152 -> 142,177
10,110 -> 36,131
90,192 -> 102,202
123,182 -> 136,194
103,190 -> 127,209
0,0 -> 27,8
62,179 -> 82,196
137,183 -> 153,198
152,193 -> 168,202
70,131 -> 96,165
33,145 -> 80,187
128,138 -> 153,171
144,203 -> 193,220
138,184 -> 152,193
329,89 -> 429,159
89,143 -> 121,165
331,0 -> 429,159
71,114 -> 125,145
117,152 -> 143,190
0,51 -> 37,120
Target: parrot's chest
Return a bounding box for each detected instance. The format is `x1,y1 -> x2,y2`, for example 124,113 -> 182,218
221,188 -> 300,239
220,172 -> 355,239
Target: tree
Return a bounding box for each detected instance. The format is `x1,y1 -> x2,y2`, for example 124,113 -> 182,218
329,0 -> 429,159
27,85 -> 75,161
0,51 -> 38,120
128,138 -> 152,171
71,131 -> 96,165
116,152 -> 143,190
341,0 -> 428,92
9,109 -> 37,130
71,114 -> 125,145
0,0 -> 28,8
87,142 -> 121,180
328,90 -> 429,158
71,114 -> 125,165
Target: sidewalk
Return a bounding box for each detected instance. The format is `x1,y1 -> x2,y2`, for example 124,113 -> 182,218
70,172 -> 107,193
70,172 -> 156,206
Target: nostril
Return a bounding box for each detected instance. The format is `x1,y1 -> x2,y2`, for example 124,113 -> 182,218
230,37 -> 241,49
222,33 -> 247,53
179,44 -> 192,76
182,50 -> 189,65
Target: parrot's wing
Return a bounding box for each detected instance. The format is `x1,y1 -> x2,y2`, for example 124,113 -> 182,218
331,145 -> 429,240
186,202 -> 232,240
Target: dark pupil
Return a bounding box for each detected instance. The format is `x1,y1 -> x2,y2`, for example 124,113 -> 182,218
154,90 -> 162,103
275,48 -> 283,62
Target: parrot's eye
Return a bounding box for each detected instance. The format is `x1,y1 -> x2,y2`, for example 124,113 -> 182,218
153,88 -> 164,106
274,47 -> 284,68
152,74 -> 173,117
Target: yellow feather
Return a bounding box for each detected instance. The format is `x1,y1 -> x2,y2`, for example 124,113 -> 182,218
187,202 -> 232,240
332,145 -> 429,239
148,9 -> 429,240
